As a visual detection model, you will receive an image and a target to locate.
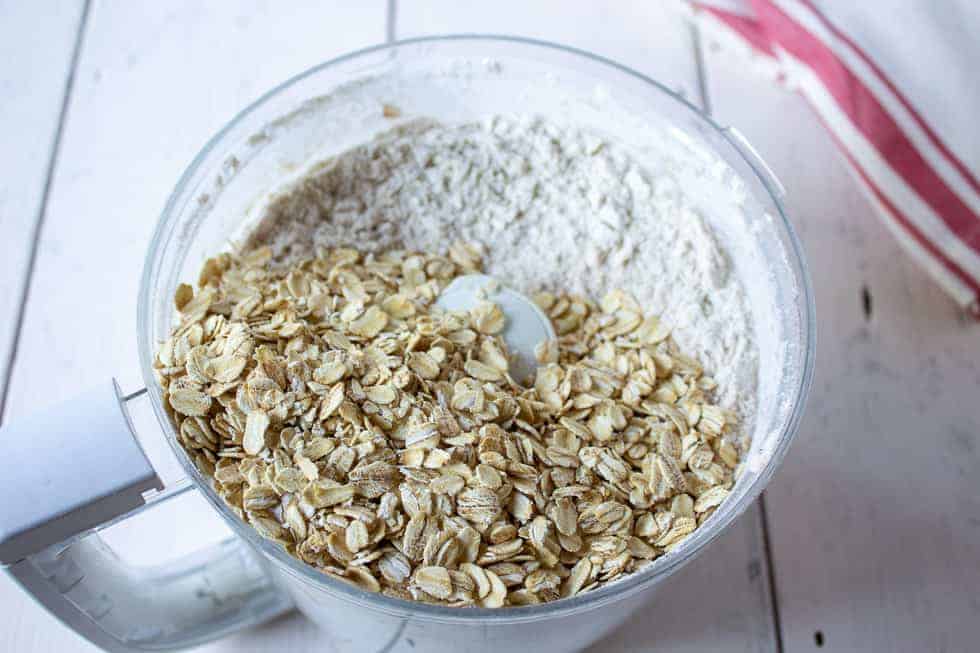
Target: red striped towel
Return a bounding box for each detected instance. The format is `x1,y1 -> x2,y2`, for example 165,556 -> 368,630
690,0 -> 980,317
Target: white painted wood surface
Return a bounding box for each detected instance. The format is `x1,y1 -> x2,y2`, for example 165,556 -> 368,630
1,2 -> 977,652
0,0 -> 84,414
395,1 -> 700,103
702,34 -> 980,653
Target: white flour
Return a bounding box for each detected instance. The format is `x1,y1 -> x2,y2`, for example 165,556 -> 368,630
248,115 -> 758,426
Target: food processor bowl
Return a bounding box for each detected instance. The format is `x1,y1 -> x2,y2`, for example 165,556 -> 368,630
1,36 -> 813,653
140,35 -> 814,652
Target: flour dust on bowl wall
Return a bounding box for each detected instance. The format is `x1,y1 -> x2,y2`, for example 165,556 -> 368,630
1,37 -> 812,653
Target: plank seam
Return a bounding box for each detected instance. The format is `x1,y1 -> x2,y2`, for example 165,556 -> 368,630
757,493 -> 785,653
386,0 -> 397,43
691,23 -> 713,115
0,0 -> 92,423
693,20 -> 782,653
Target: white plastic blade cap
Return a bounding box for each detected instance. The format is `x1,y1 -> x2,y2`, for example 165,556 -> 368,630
435,274 -> 556,384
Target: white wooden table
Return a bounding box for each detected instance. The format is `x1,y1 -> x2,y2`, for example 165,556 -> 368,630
1,2 -> 977,651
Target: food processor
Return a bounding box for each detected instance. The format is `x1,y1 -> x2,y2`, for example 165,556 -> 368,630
0,36 -> 814,653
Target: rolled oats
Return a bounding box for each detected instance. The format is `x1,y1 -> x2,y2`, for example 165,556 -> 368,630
156,242 -> 742,608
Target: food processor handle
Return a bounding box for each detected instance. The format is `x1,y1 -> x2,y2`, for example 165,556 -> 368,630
0,380 -> 293,652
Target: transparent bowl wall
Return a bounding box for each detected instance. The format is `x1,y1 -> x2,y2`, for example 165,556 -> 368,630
138,37 -> 814,653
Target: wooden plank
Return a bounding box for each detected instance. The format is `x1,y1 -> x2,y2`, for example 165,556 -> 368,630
0,4 -> 90,649
702,36 -> 980,653
0,2 -> 385,652
399,5 -> 779,653
0,0 -> 85,414
395,0 -> 701,101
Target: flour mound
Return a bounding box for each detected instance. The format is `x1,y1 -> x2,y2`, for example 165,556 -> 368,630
248,116 -> 758,426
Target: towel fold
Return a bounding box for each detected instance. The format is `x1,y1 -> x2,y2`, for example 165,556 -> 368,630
690,0 -> 980,316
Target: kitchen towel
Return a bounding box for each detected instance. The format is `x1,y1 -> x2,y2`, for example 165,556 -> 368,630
689,0 -> 980,316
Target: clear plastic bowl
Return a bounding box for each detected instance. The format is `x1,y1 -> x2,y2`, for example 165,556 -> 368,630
138,36 -> 815,653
